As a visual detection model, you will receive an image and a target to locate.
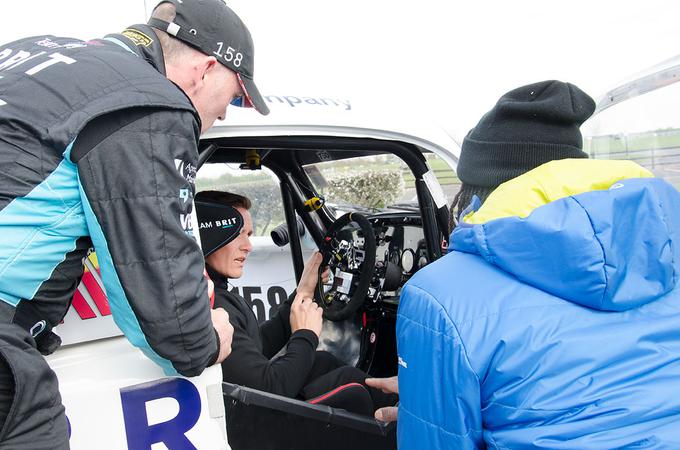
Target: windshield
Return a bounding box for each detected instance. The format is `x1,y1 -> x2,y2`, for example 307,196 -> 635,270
303,153 -> 457,216
583,81 -> 680,188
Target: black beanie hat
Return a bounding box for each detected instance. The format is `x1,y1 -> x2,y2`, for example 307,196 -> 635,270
456,80 -> 595,189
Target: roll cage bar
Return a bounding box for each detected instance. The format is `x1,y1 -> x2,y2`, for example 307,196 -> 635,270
198,135 -> 450,283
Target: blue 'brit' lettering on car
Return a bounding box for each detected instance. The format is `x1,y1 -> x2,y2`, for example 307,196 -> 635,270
120,378 -> 201,450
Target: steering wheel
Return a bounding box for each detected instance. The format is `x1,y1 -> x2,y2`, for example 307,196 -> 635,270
315,213 -> 377,321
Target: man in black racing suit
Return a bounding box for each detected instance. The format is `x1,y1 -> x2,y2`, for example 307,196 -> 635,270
0,0 -> 269,447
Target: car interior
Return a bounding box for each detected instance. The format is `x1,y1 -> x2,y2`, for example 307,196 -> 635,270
196,135 -> 451,449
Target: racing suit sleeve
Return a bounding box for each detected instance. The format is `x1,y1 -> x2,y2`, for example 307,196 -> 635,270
396,283 -> 484,450
259,291 -> 295,358
215,291 -> 318,397
73,107 -> 218,377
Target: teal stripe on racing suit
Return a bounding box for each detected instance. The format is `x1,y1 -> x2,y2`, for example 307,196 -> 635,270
0,27 -> 218,374
76,167 -> 175,375
0,144 -> 86,306
0,143 -> 175,374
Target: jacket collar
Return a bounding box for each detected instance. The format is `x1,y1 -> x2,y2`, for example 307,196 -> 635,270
101,24 -> 203,131
451,159 -> 676,312
103,25 -> 167,76
205,263 -> 229,290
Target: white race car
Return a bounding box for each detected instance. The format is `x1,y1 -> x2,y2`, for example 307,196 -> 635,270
47,64 -> 680,448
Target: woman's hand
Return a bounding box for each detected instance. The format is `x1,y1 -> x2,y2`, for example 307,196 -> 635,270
296,251 -> 330,298
289,294 -> 323,338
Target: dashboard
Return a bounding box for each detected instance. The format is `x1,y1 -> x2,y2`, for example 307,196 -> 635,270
366,212 -> 428,305
320,211 -> 429,375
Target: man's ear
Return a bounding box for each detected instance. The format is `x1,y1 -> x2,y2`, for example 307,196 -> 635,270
165,54 -> 219,100
198,56 -> 219,82
180,55 -> 217,98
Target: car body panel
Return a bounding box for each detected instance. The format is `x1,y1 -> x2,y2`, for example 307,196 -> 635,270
46,339 -> 227,450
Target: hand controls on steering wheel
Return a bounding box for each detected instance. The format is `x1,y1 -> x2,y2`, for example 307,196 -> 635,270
315,213 -> 376,321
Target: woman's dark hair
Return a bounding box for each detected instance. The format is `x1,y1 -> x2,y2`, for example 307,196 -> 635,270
448,184 -> 494,232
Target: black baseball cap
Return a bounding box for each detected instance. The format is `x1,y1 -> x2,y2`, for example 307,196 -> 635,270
195,200 -> 244,256
148,0 -> 270,115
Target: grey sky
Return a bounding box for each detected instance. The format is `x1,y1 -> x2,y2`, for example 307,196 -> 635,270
2,1 -> 679,139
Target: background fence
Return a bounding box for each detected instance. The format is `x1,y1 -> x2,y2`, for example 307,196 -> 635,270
585,128 -> 680,188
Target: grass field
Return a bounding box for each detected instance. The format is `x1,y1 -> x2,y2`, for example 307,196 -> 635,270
586,128 -> 680,189
402,155 -> 459,186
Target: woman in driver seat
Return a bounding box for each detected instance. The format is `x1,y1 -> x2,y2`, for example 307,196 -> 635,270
195,190 -> 396,414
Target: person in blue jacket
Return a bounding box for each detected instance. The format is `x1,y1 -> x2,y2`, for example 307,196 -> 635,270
369,79 -> 597,423
396,83 -> 680,448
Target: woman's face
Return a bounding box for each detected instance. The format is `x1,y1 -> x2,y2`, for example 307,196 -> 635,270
205,207 -> 253,279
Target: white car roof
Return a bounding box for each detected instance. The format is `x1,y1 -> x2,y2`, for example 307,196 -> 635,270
202,94 -> 461,169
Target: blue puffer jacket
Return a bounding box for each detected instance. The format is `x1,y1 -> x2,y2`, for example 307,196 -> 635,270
397,159 -> 680,449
